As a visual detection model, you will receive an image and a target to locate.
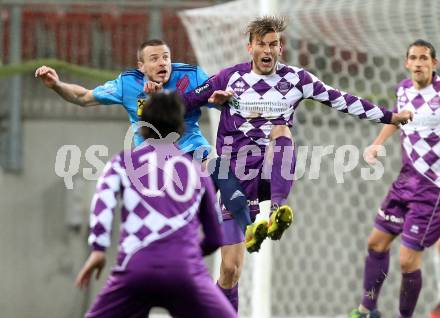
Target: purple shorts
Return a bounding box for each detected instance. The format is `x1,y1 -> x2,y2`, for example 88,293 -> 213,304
222,219 -> 245,245
85,250 -> 237,318
374,173 -> 440,250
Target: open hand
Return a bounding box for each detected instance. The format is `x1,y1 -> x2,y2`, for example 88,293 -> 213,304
208,90 -> 234,105
364,144 -> 384,165
75,251 -> 106,289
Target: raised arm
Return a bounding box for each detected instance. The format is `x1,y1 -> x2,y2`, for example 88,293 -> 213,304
35,65 -> 100,107
198,176 -> 224,256
299,69 -> 412,126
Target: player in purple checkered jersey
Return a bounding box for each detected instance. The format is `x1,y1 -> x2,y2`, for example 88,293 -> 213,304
172,16 -> 413,312
75,92 -> 236,318
349,40 -> 440,318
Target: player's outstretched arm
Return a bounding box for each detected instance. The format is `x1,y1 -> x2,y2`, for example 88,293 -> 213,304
365,124 -> 398,164
35,65 -> 99,107
75,251 -> 106,289
299,69 -> 409,124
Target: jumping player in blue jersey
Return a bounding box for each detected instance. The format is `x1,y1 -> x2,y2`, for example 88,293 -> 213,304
35,39 -> 210,157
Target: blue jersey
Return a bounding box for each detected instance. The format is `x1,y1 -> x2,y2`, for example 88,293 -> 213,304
92,63 -> 211,158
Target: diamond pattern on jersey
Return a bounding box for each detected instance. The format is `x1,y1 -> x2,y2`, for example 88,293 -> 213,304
411,94 -> 425,109
88,153 -> 206,268
219,63 -> 391,153
398,77 -> 440,186
230,77 -> 250,96
252,79 -> 272,97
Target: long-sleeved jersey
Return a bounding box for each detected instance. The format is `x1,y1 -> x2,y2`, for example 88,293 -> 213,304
88,143 -> 223,270
92,63 -> 211,157
181,62 -> 394,156
395,73 -> 440,187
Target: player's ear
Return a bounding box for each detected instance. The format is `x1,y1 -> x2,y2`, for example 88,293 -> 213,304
138,61 -> 144,72
404,57 -> 409,70
247,43 -> 253,56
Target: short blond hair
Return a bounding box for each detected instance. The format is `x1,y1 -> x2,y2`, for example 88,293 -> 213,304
246,16 -> 287,43
137,39 -> 169,62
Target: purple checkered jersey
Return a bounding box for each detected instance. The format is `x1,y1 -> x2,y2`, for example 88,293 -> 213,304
88,143 -> 223,270
394,73 -> 440,187
181,62 -> 394,156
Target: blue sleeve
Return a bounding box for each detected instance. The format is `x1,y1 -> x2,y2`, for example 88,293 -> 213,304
92,74 -> 123,105
196,66 -> 209,84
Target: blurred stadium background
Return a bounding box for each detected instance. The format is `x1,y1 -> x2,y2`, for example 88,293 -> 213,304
1,0 -> 439,317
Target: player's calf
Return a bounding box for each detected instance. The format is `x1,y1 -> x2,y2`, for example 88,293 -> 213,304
267,205 -> 294,240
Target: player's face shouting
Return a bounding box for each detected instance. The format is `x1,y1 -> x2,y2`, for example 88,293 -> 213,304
138,45 -> 172,84
405,45 -> 438,89
248,32 -> 282,75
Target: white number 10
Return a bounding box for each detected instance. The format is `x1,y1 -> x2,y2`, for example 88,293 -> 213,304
138,152 -> 197,202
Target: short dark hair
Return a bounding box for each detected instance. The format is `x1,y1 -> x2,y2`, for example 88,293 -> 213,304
406,39 -> 437,59
137,39 -> 169,61
140,92 -> 185,140
246,16 -> 287,43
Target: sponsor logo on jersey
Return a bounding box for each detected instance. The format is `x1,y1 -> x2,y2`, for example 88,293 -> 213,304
137,99 -> 145,117
398,94 -> 409,109
276,81 -> 292,94
230,96 -> 240,109
176,75 -> 190,93
410,224 -> 419,234
377,209 -> 403,224
232,80 -> 247,93
194,82 -> 211,95
247,198 -> 259,206
429,95 -> 440,110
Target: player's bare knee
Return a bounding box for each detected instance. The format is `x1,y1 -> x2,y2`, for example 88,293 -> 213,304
269,125 -> 291,140
399,247 -> 422,273
366,229 -> 393,252
220,261 -> 241,286
399,255 -> 419,273
367,237 -> 389,253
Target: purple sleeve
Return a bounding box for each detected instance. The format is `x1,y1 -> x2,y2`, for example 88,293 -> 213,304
88,156 -> 122,251
179,68 -> 230,113
299,69 -> 393,124
198,176 -> 224,256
